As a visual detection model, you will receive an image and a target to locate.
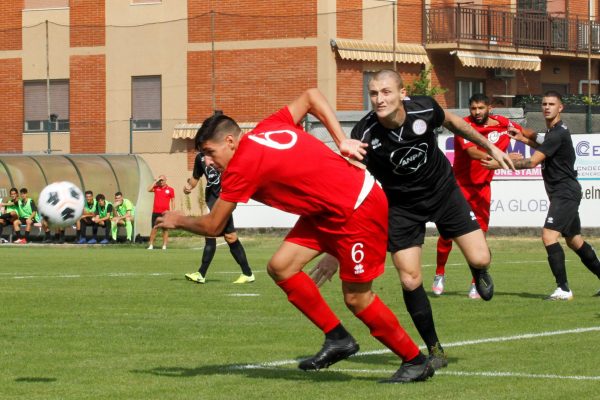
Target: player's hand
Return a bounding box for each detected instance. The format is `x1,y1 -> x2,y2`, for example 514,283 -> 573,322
155,211 -> 183,229
487,146 -> 515,170
481,156 -> 500,170
339,139 -> 368,161
183,184 -> 193,195
508,152 -> 523,161
308,254 -> 339,287
507,126 -> 526,142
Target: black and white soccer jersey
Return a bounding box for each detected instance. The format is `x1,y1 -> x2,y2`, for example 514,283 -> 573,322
537,120 -> 581,201
351,96 -> 456,211
192,152 -> 222,206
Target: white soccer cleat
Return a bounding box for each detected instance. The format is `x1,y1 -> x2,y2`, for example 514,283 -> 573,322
432,274 -> 445,296
468,283 -> 481,299
147,245 -> 153,250
546,287 -> 573,301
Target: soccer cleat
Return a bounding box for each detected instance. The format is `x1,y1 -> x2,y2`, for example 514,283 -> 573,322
468,283 -> 481,299
379,356 -> 435,383
429,345 -> 448,370
233,274 -> 255,284
469,266 -> 494,301
298,336 -> 359,371
43,237 -> 53,244
432,274 -> 445,295
185,271 -> 206,284
15,238 -> 27,244
87,238 -> 97,245
162,245 -> 167,250
546,287 -> 573,301
77,237 -> 87,244
99,239 -> 110,244
147,245 -> 154,250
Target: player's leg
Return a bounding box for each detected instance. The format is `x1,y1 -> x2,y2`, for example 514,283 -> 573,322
185,236 -> 216,283
542,228 -> 572,299
269,240 -> 352,370
100,220 -> 111,244
148,213 -> 159,249
124,216 -> 133,241
42,220 -> 53,243
437,187 -> 493,300
161,227 -> 168,250
434,236 -> 452,295
567,235 -> 600,283
224,219 -> 254,283
76,219 -> 83,243
88,221 -> 99,244
12,218 -> 22,242
346,281 -> 434,383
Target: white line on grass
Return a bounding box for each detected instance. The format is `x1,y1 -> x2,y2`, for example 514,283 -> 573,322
234,326 -> 600,370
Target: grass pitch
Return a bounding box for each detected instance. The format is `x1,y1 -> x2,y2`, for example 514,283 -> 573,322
1,235 -> 599,399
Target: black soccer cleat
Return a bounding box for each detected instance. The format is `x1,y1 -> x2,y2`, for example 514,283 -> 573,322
428,345 -> 448,370
470,266 -> 494,301
298,336 -> 359,371
379,356 -> 435,384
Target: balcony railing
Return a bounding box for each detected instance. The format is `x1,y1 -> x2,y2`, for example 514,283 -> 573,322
426,6 -> 600,53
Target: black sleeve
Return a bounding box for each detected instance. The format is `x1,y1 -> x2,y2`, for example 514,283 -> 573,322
350,117 -> 370,166
428,97 -> 446,129
106,204 -> 113,214
30,200 -> 37,213
192,153 -> 205,180
537,131 -> 562,158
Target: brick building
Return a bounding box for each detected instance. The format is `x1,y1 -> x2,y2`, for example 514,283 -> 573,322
0,0 -> 599,212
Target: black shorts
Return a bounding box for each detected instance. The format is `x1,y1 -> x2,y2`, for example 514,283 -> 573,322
388,186 -> 480,252
206,195 -> 236,235
151,212 -> 163,228
544,197 -> 581,237
0,213 -> 15,223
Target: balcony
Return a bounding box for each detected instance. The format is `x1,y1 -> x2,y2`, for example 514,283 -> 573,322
426,5 -> 600,55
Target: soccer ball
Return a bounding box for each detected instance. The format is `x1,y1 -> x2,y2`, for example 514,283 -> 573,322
38,181 -> 84,228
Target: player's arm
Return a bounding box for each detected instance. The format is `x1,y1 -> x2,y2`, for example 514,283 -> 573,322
508,126 -> 540,148
286,88 -> 367,161
156,198 -> 235,237
443,111 -> 514,170
184,177 -> 199,194
483,149 -> 546,170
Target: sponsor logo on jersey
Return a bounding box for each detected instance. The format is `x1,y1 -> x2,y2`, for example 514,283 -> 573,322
412,119 -> 427,135
470,211 -> 476,220
354,264 -> 364,275
390,143 -> 428,175
547,216 -> 554,224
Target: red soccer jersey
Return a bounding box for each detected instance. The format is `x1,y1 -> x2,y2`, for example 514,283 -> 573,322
220,107 -> 372,224
453,114 -> 521,186
152,185 -> 174,213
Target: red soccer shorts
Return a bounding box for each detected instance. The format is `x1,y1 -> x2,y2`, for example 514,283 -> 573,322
459,183 -> 491,232
285,185 -> 388,283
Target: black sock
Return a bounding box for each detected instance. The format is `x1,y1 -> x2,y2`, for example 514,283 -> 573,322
406,352 -> 427,365
92,225 -> 98,240
104,221 -> 111,240
325,323 -> 349,340
25,231 -> 30,240
546,243 -> 569,291
403,285 -> 441,353
199,238 -> 217,276
229,239 -> 252,276
575,242 -> 600,279
45,231 -> 51,239
76,229 -> 81,239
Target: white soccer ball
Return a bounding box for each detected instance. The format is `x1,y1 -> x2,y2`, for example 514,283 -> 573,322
38,181 -> 84,228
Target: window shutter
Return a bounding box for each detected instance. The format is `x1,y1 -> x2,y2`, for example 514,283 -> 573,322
132,76 -> 161,121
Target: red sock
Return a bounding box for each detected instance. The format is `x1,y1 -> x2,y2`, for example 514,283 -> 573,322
436,237 -> 453,275
276,272 -> 340,333
356,296 -> 420,361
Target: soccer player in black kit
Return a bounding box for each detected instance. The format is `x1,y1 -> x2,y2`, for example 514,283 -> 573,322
484,91 -> 600,300
183,151 -> 255,284
310,69 -> 514,369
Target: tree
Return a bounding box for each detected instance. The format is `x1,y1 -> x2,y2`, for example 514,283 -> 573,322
404,65 -> 447,96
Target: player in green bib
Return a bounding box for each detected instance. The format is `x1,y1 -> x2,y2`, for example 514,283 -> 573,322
92,194 -> 113,244
0,187 -> 19,228
111,191 -> 135,242
13,188 -> 40,244
77,190 -> 98,244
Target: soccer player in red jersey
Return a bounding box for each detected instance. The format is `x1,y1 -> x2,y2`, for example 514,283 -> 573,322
433,94 -> 523,298
156,88 -> 434,383
147,175 -> 175,250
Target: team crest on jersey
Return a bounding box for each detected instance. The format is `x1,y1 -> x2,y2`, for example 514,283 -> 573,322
165,189 -> 170,195
248,130 -> 297,150
412,119 -> 427,135
488,131 -> 500,143
371,137 -> 381,149
390,143 -> 428,175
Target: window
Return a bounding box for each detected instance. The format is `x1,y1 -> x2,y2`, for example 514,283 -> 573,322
24,80 -> 69,133
456,80 -> 484,108
24,0 -> 68,9
132,76 -> 162,130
